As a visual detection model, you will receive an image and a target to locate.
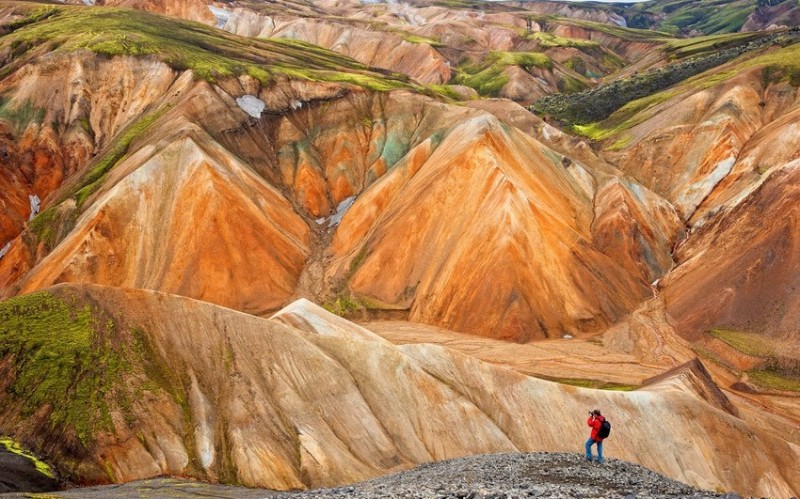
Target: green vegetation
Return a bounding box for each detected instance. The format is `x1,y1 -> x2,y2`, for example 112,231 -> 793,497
27,207 -> 59,249
572,87 -> 681,141
564,56 -> 588,76
426,84 -> 467,101
747,368 -> 800,392
0,5 -> 412,92
0,98 -> 46,134
556,74 -> 588,94
538,376 -> 638,391
747,42 -> 800,87
0,437 -> 55,479
664,2 -> 753,35
386,28 -> 442,47
698,327 -> 800,392
622,0 -> 766,36
2,5 -> 58,33
349,244 -> 369,276
534,30 -> 790,129
692,345 -> 733,370
73,106 -> 170,208
0,292 -> 122,446
558,18 -> 672,42
665,31 -> 763,59
454,51 -> 552,97
323,295 -> 364,316
708,328 -> 774,357
526,31 -> 599,49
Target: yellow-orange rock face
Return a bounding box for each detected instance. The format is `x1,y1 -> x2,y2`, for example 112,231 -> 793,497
16,133 -> 310,315
331,115 -> 649,340
662,163 -> 800,341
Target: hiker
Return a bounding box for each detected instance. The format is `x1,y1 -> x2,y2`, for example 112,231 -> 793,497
585,409 -> 607,463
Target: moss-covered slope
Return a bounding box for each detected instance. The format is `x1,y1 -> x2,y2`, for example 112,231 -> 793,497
0,3 -> 412,91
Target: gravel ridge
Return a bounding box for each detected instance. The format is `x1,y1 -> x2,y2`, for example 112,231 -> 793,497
291,452 -> 740,499
0,452 -> 746,498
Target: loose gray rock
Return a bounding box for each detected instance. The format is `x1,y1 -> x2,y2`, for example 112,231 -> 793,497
0,452 -> 734,498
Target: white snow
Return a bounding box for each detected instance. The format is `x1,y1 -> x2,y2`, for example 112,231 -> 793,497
330,196 -> 356,227
28,194 -> 40,221
0,242 -> 10,260
316,196 -> 357,228
236,95 -> 265,119
208,6 -> 231,29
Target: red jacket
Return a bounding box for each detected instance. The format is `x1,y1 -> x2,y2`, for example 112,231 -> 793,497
588,415 -> 605,442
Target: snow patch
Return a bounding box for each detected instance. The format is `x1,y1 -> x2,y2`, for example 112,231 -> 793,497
28,194 -> 40,221
81,0 -> 95,5
0,242 -> 10,260
330,196 -> 356,227
208,6 -> 231,29
291,100 -> 303,110
316,196 -> 356,228
236,95 -> 265,118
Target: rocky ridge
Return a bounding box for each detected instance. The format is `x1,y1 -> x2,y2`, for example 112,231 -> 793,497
292,453 -> 726,499
4,453 -> 729,499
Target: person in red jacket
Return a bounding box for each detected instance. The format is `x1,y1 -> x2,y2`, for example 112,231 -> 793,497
585,409 -> 605,463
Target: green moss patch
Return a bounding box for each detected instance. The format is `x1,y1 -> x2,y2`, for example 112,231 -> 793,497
708,328 -> 774,357
571,87 -> 681,141
0,4 -> 412,92
454,51 -> 552,97
323,295 -> 364,316
665,31 -> 763,59
534,29 -> 792,129
747,368 -> 800,392
0,437 -> 55,479
537,375 -> 638,391
527,31 -> 600,49
0,98 -> 46,134
72,105 -> 170,209
0,292 -> 123,446
622,0 -> 761,36
558,18 -> 672,42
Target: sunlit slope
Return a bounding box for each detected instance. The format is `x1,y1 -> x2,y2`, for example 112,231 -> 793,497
0,284 -> 797,495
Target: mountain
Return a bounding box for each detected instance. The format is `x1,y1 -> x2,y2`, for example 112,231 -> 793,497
1,284 -> 798,495
621,0 -> 800,36
0,0 -> 799,497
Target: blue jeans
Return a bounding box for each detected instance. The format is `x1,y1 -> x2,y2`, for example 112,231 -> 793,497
585,437 -> 603,462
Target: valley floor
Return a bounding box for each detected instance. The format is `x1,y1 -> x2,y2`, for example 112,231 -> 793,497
0,453 -> 728,499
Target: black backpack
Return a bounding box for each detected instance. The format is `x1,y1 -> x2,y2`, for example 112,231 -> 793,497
598,419 -> 611,439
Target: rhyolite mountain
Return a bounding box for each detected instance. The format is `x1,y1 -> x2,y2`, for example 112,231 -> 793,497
0,0 -> 798,497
